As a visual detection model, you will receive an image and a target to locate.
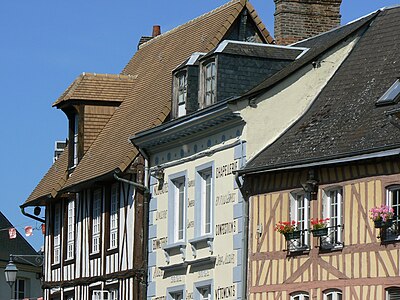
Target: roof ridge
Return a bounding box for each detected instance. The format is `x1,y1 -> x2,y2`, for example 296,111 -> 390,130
134,0 -> 244,50
81,72 -> 136,81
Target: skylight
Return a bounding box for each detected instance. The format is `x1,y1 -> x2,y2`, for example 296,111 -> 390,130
376,79 -> 400,106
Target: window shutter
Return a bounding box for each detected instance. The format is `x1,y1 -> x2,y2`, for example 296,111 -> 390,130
388,287 -> 400,300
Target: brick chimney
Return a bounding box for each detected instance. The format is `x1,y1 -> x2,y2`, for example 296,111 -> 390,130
137,25 -> 162,49
274,0 -> 342,45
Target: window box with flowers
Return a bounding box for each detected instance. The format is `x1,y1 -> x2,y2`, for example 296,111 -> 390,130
310,218 -> 329,237
275,221 -> 300,241
370,205 -> 394,228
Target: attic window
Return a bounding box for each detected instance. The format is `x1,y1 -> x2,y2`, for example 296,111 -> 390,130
203,61 -> 216,107
376,79 -> 400,106
172,71 -> 187,119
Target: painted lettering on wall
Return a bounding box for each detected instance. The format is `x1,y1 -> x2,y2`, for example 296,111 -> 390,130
188,199 -> 195,208
216,192 -> 236,206
198,269 -> 210,278
153,183 -> 168,196
171,275 -> 183,283
187,220 -> 194,229
215,285 -> 236,299
215,253 -> 235,266
188,179 -> 195,187
155,210 -> 167,221
185,292 -> 193,300
216,161 -> 238,178
215,220 -> 237,236
152,237 -> 168,250
153,267 -> 164,279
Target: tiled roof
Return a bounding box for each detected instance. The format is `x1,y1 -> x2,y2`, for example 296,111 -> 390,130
244,7 -> 400,172
23,0 -> 272,205
53,73 -> 136,107
0,212 -> 40,264
25,148 -> 69,206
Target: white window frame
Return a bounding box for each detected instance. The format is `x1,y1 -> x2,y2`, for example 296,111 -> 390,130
168,173 -> 187,244
323,289 -> 342,300
386,185 -> 400,240
198,167 -> 213,236
386,287 -> 400,299
290,192 -> 310,249
109,289 -> 118,300
176,72 -> 187,118
53,203 -> 61,264
73,114 -> 79,167
66,199 -> 75,260
14,278 -> 27,299
92,189 -> 102,254
92,290 -> 109,300
203,61 -> 216,107
323,187 -> 343,246
290,292 -> 309,300
109,184 -> 119,250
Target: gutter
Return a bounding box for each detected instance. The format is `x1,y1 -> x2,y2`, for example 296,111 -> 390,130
20,206 -> 45,223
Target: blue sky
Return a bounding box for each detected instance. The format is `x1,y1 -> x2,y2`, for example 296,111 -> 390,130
0,0 -> 398,250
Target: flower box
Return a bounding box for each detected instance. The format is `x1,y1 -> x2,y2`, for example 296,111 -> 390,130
283,230 -> 301,240
374,219 -> 385,228
311,227 -> 328,237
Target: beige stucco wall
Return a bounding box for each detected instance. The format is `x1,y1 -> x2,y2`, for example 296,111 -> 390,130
148,129 -> 244,299
230,35 -> 360,161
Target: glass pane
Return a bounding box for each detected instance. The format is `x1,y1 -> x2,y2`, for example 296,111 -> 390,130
178,181 -> 185,240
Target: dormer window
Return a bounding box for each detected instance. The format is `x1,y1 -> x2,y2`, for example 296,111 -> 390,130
204,61 -> 216,107
172,72 -> 187,118
73,114 -> 79,167
376,79 -> 400,106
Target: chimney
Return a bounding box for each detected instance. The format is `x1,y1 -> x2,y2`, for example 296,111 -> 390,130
274,0 -> 342,45
152,25 -> 161,37
137,25 -> 162,49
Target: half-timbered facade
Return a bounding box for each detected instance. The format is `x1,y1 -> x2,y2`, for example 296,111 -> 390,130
238,6 -> 400,300
20,1 -> 275,299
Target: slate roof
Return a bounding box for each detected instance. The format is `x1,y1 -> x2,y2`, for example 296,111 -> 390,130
0,212 -> 39,265
53,73 -> 136,107
243,6 -> 400,173
23,0 -> 272,205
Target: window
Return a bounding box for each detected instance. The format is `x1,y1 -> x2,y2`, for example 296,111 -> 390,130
170,291 -> 184,300
109,184 -> 119,250
168,174 -> 187,244
92,189 -> 102,254
198,286 -> 211,300
386,287 -> 400,299
204,62 -> 216,107
291,292 -> 309,300
323,188 -> 343,246
385,186 -> 400,240
14,278 -> 27,299
376,79 -> 400,106
67,200 -> 75,260
73,114 -> 79,167
195,166 -> 213,237
175,72 -> 187,118
323,289 -> 342,300
290,192 -> 310,249
109,289 -> 118,300
54,203 -> 61,264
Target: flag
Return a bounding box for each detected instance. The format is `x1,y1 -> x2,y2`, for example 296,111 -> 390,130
41,223 -> 46,235
9,228 -> 16,239
24,226 -> 33,237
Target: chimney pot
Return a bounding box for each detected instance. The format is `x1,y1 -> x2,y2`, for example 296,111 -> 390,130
152,25 -> 161,37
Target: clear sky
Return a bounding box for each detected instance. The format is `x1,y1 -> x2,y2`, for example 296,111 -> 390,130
0,0 -> 398,250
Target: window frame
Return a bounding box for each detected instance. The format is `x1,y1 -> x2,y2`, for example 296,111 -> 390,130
65,199 -> 76,261
108,183 -> 119,251
384,185 -> 400,241
322,187 -> 343,247
200,60 -> 216,109
14,278 -> 27,300
194,280 -> 213,300
168,171 -> 187,245
290,291 -> 309,300
386,286 -> 400,299
173,70 -> 188,118
91,188 -> 102,255
323,289 -> 342,300
194,162 -> 214,238
167,285 -> 186,300
290,191 -> 310,250
53,203 -> 62,265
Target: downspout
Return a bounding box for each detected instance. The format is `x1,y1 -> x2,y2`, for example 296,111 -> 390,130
20,206 -> 45,223
234,171 -> 249,300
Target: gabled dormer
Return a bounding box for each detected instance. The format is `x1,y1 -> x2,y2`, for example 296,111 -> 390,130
53,73 -> 136,170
